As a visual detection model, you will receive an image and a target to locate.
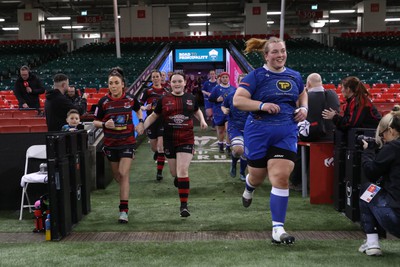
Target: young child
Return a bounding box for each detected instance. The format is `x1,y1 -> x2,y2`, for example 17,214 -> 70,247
62,109 -> 83,131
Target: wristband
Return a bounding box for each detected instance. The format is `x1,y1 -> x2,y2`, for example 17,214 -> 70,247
139,119 -> 144,123
259,102 -> 265,111
299,106 -> 308,112
102,122 -> 106,128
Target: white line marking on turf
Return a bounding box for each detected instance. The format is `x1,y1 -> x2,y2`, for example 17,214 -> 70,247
191,160 -> 231,163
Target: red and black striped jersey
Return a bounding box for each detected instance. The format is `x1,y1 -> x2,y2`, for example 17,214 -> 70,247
139,86 -> 170,114
154,93 -> 199,146
94,92 -> 140,149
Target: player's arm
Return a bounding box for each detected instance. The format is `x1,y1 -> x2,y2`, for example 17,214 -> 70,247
143,112 -> 159,130
194,109 -> 208,130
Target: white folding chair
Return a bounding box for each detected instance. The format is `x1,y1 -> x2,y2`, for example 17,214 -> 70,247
19,145 -> 47,220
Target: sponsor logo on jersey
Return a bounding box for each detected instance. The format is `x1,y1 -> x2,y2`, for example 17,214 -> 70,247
171,114 -> 187,124
276,80 -> 292,92
186,100 -> 193,106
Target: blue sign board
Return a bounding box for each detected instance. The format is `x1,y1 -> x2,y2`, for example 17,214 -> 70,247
175,48 -> 224,63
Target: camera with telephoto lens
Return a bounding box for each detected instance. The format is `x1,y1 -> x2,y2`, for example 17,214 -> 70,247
356,135 -> 376,149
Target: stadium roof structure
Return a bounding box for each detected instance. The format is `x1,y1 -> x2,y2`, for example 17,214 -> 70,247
0,0 -> 399,36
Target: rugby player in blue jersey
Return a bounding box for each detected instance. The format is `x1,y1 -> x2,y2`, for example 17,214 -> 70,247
222,73 -> 248,181
209,72 -> 236,154
233,37 -> 308,245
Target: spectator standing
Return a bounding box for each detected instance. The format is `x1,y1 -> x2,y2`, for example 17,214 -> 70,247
298,73 -> 340,141
358,106 -> 400,256
13,65 -> 45,109
322,76 -> 381,130
143,73 -> 207,217
45,73 -> 76,131
93,67 -> 144,224
66,86 -> 88,115
233,37 -> 308,244
290,73 -> 340,189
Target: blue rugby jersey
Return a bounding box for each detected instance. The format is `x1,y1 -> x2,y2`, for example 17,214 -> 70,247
239,65 -> 304,125
201,80 -> 218,102
223,90 -> 249,131
209,84 -> 236,118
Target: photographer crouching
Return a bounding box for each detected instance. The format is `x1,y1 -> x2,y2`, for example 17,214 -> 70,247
358,105 -> 400,256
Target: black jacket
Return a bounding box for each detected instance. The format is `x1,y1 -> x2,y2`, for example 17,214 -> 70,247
307,89 -> 340,141
362,138 -> 400,209
45,89 -> 76,131
66,94 -> 87,115
333,96 -> 381,131
13,73 -> 45,108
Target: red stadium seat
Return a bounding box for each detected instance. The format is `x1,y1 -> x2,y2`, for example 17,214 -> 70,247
98,88 -> 108,94
19,118 -> 46,125
29,125 -> 48,132
372,83 -> 388,89
12,110 -> 39,118
92,93 -> 106,99
323,84 -> 336,90
0,103 -> 11,109
0,90 -> 14,95
0,125 -> 30,133
84,88 -> 97,94
0,118 -> 19,125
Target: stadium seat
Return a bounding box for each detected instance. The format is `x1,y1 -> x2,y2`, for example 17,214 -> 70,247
84,88 -> 97,94
323,84 -> 336,90
19,118 -> 46,125
0,118 -> 19,125
98,88 -> 108,94
372,83 -> 388,88
0,125 -> 30,133
12,110 -> 39,117
29,125 -> 48,132
0,103 -> 10,109
19,145 -> 47,220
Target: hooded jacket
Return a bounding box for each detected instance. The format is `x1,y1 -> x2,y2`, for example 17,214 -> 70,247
45,89 -> 76,131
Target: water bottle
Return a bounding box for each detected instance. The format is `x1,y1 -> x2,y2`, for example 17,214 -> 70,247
45,214 -> 51,241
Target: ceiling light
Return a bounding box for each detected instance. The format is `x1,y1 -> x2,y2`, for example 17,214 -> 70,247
47,17 -> 71,21
266,11 -> 281,15
2,27 -> 19,31
385,18 -> 400,22
317,19 -> 340,23
62,25 -> 84,29
187,13 -> 211,17
310,21 -> 325,28
0,19 -> 4,22
330,10 -> 355,14
188,22 -> 210,26
267,21 -> 274,25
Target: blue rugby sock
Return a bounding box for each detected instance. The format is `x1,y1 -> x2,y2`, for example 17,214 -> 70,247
270,187 -> 289,226
239,158 -> 247,175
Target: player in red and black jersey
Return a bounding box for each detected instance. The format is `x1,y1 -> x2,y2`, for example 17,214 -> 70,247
93,67 -> 144,224
144,73 -> 208,217
139,70 -> 170,181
